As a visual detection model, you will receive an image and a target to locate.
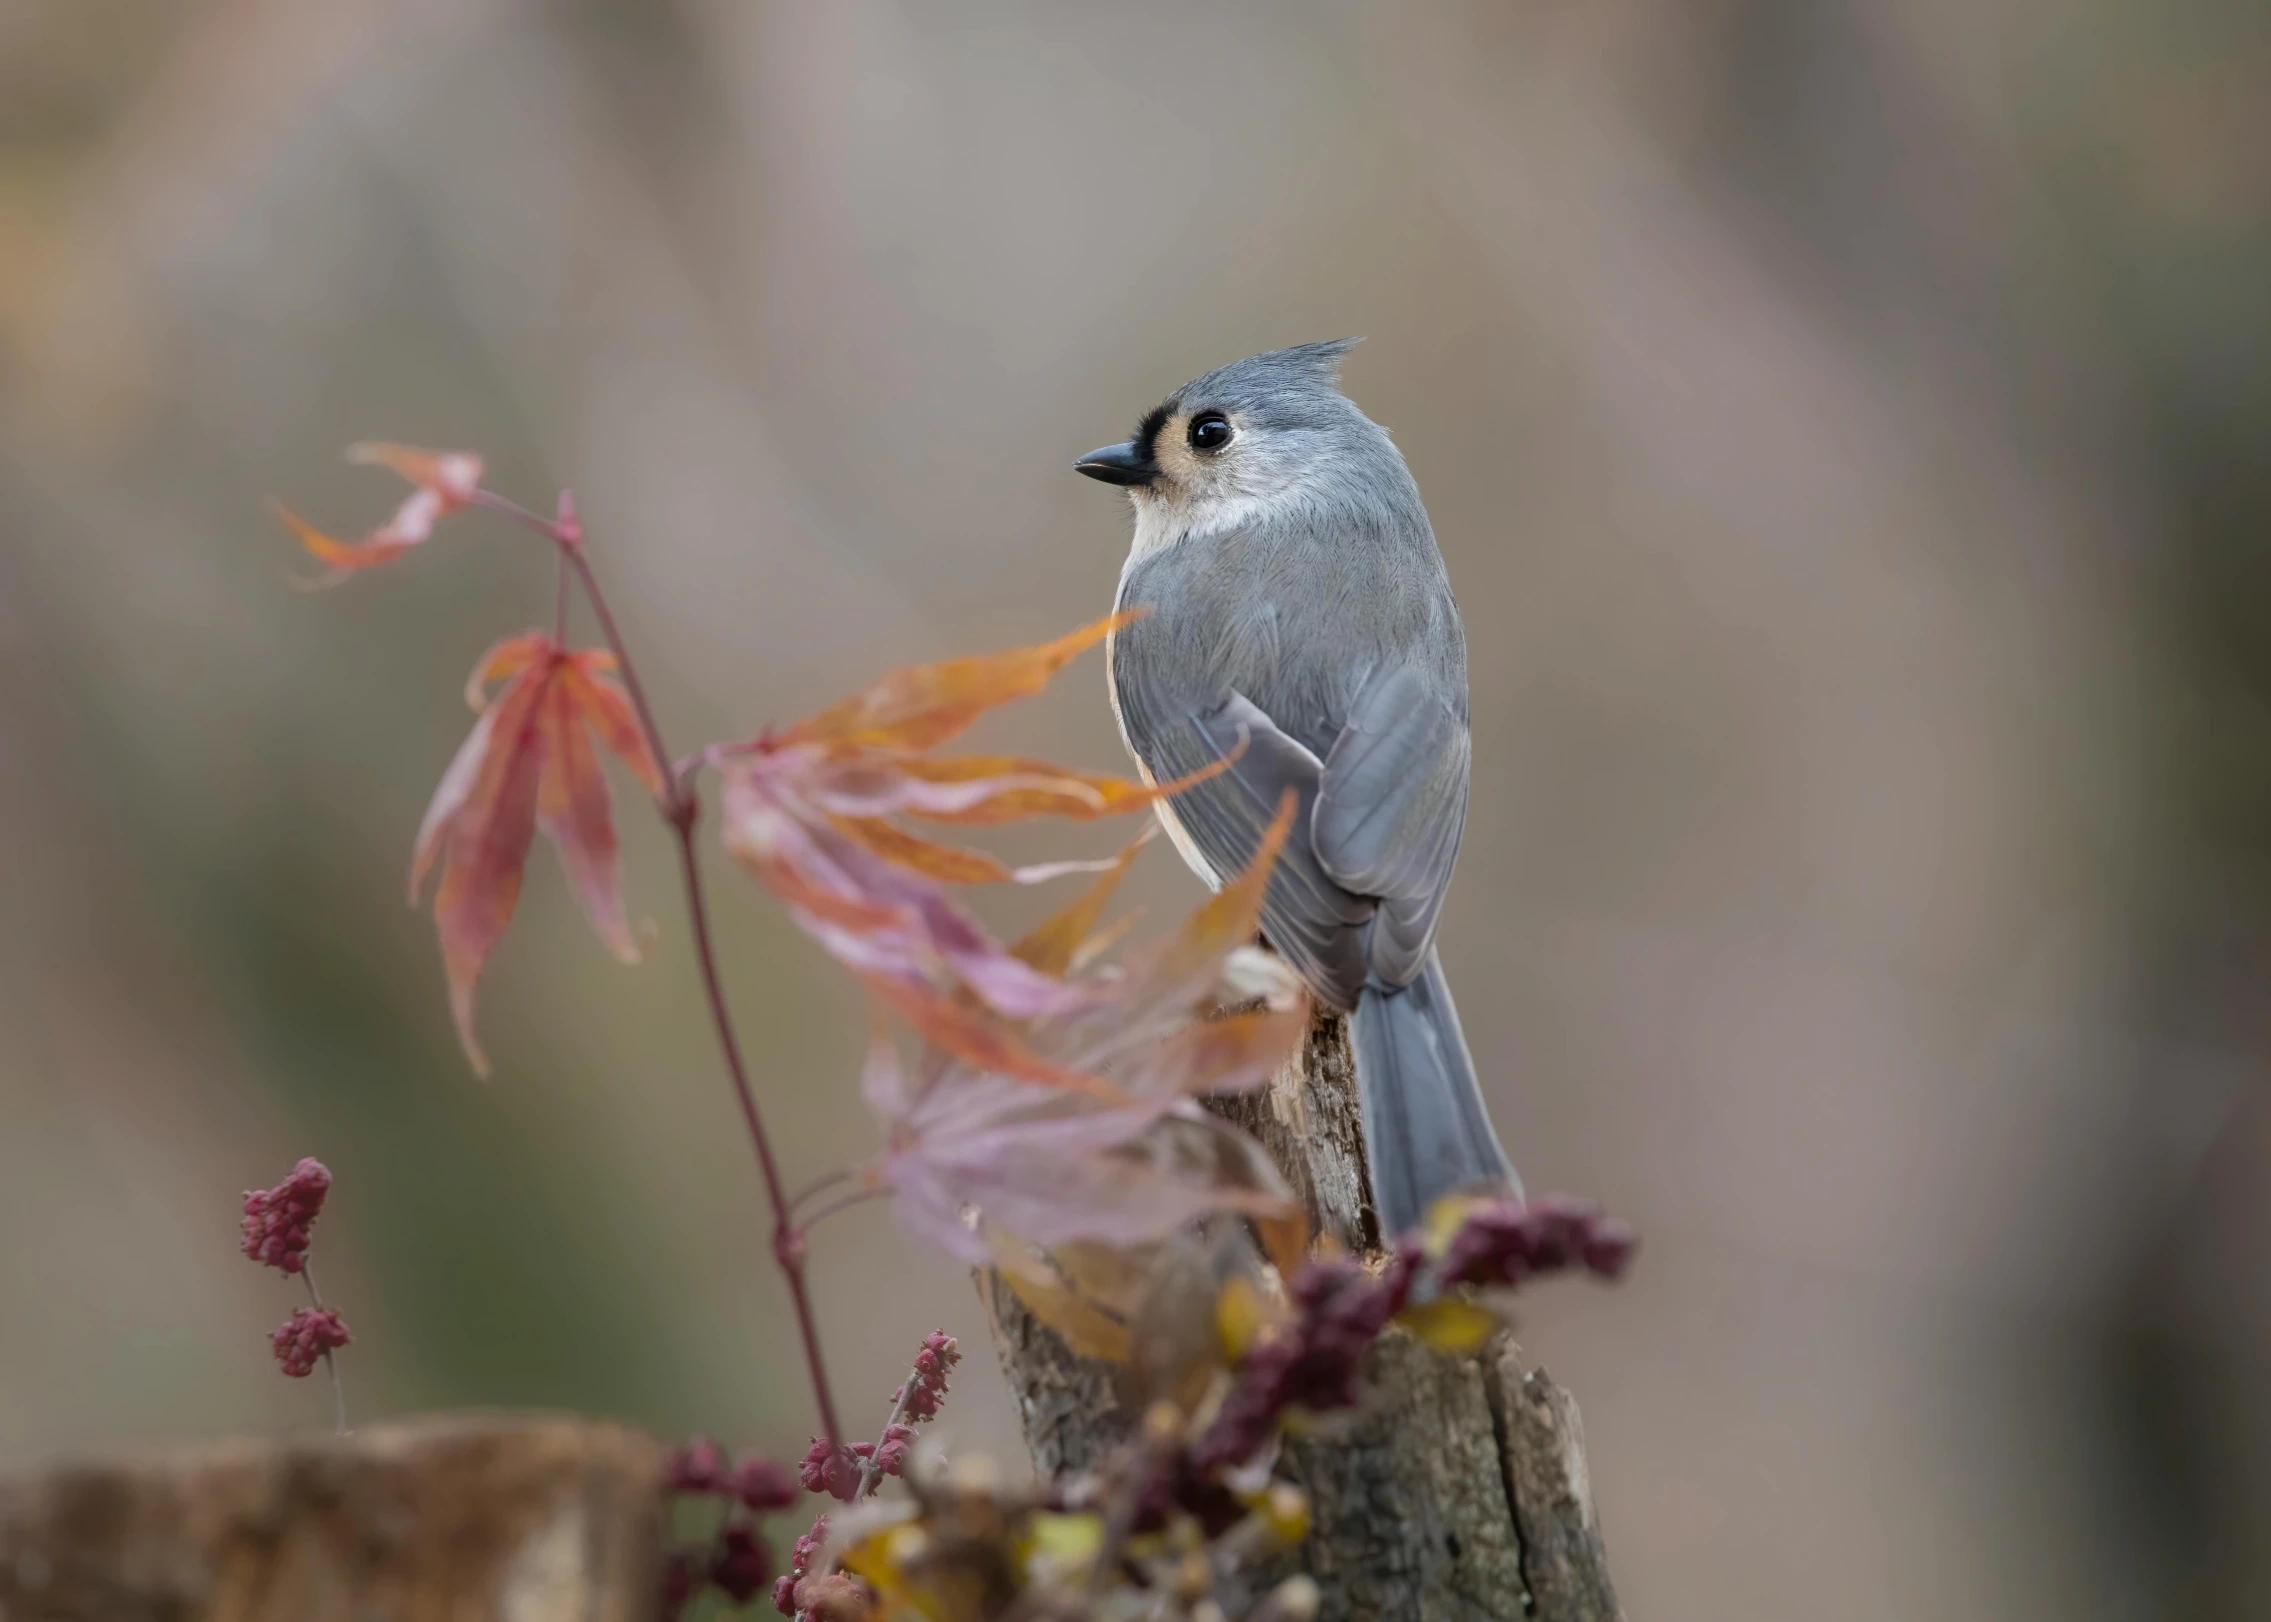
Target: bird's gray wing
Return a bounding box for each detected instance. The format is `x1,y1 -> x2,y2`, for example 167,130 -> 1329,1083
1313,663 -> 1471,989
1154,695 -> 1374,1011
1115,655 -> 1372,1008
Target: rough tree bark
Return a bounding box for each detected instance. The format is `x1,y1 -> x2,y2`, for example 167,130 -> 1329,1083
981,1008 -> 1622,1622
0,1414 -> 663,1622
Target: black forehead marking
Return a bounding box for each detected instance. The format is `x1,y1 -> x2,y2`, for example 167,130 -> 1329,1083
1132,396 -> 1177,461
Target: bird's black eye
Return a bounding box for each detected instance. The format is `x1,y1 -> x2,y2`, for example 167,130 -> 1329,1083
1188,412 -> 1232,452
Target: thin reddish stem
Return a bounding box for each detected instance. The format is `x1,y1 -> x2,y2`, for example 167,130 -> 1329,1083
563,544 -> 678,816
671,825 -> 845,1450
850,1357 -> 918,1501
301,1264 -> 348,1436
787,1168 -> 853,1214
473,482 -> 844,1449
797,1186 -> 884,1232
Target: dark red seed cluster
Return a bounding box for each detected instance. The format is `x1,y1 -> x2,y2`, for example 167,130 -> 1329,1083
773,1514 -> 829,1617
660,1551 -> 700,1617
799,1436 -> 862,1503
270,1307 -> 351,1377
665,1436 -> 729,1494
1170,1195 -> 1637,1514
870,1422 -> 917,1479
797,1572 -> 874,1621
240,1158 -> 332,1275
1188,1257 -> 1407,1478
733,1454 -> 803,1514
664,1437 -> 802,1515
893,1329 -> 960,1422
711,1525 -> 770,1604
658,1438 -> 808,1618
1435,1194 -> 1638,1290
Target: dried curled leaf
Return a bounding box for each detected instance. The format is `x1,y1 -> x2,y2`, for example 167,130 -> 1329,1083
987,1230 -> 1135,1363
275,444 -> 484,584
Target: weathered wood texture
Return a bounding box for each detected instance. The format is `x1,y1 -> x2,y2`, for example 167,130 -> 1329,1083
984,1007 -> 1623,1622
0,1413 -> 663,1622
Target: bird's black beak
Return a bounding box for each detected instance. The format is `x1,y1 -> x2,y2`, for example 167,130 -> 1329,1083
1074,441 -> 1156,487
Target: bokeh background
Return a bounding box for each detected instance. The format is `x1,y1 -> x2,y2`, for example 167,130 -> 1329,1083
3,2 -> 2268,1616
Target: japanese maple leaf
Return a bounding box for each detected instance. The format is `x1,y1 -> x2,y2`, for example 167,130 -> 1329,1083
740,610 -> 1232,886
861,795 -> 1310,1263
274,443 -> 484,584
768,613 -> 1134,754
413,631 -> 663,1074
718,614 -> 1236,1084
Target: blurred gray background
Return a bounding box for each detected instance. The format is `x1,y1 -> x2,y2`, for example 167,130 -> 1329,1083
3,2 -> 2268,1617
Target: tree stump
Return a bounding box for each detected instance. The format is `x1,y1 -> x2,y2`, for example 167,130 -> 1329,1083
0,1413 -> 663,1622
981,1008 -> 1623,1622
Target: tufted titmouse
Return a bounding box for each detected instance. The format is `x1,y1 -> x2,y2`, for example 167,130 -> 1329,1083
1077,339 -> 1517,1238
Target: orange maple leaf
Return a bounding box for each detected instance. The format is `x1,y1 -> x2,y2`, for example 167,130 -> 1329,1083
742,613 -> 1230,890
719,616 -> 1237,1083
769,612 -> 1135,754
413,631 -> 665,1074
275,444 -> 485,585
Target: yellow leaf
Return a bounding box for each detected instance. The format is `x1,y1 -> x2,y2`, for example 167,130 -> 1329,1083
1216,1274 -> 1277,1364
1253,1483 -> 1312,1548
1422,1191 -> 1498,1259
1397,1295 -> 1504,1354
1018,1513 -> 1103,1583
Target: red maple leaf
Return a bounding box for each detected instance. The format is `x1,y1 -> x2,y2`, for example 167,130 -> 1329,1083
274,443 -> 484,584
413,631 -> 664,1073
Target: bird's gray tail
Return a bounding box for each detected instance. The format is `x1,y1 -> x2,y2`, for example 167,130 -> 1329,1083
1351,950 -> 1520,1240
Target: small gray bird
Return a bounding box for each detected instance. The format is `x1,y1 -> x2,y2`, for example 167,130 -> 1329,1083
1076,339 -> 1518,1238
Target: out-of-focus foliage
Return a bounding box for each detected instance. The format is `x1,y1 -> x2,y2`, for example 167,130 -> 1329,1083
4,3 -> 2269,1618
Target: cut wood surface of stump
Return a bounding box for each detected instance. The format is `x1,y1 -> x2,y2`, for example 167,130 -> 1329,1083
0,1413 -> 663,1622
983,1006 -> 1625,1622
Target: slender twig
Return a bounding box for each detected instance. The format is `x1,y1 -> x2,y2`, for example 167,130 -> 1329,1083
798,1344 -> 928,1615
470,482 -> 844,1449
798,1186 -> 885,1234
552,545 -> 570,643
788,1168 -> 855,1214
671,825 -> 845,1450
301,1264 -> 348,1437
851,1373 -> 918,1501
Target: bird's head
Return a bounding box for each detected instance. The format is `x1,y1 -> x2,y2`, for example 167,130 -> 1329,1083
1075,339 -> 1386,528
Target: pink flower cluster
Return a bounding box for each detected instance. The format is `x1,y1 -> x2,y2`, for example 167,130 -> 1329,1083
240,1157 -> 332,1274
771,1515 -> 829,1617
270,1307 -> 351,1378
797,1434 -> 861,1502
241,1157 -> 353,1403
896,1329 -> 960,1421
661,1437 -> 831,1621
1435,1193 -> 1637,1289
666,1436 -> 801,1514
799,1328 -> 962,1505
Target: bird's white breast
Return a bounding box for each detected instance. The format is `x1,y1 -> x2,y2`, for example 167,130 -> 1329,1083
1108,508 -> 1223,893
